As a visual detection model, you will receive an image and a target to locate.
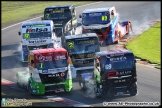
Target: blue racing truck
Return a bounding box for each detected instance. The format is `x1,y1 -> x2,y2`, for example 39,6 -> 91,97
79,49 -> 138,98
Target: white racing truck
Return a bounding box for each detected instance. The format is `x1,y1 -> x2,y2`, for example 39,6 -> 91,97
18,20 -> 60,62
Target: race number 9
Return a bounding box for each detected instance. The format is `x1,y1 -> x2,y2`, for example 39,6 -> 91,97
102,16 -> 108,21
105,64 -> 111,70
24,33 -> 30,39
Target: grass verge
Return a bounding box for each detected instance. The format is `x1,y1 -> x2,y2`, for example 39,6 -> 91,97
2,1 -> 94,28
126,22 -> 161,68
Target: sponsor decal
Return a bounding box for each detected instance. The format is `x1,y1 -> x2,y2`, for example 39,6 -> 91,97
26,27 -> 48,33
118,71 -> 131,75
89,12 -> 102,16
48,72 -> 65,77
72,53 -> 94,59
109,56 -> 127,62
28,40 -> 46,44
77,40 -> 95,44
48,67 -> 67,73
55,55 -> 66,60
36,54 -> 52,62
114,79 -> 126,83
42,69 -> 48,73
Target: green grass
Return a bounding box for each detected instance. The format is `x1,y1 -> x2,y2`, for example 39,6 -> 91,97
2,1 -> 94,28
126,22 -> 161,68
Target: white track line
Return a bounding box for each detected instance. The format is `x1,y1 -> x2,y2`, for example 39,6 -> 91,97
1,1 -> 102,30
2,78 -> 14,83
43,95 -> 92,107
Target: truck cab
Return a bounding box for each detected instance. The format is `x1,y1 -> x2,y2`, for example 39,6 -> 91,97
18,20 -> 60,62
80,6 -> 130,45
93,49 -> 137,97
16,48 -> 73,95
42,4 -> 77,46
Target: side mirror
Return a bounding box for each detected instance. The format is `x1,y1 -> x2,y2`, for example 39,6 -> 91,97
96,63 -> 99,67
53,28 -> 55,32
31,60 -> 34,64
79,14 -> 82,18
18,31 -> 21,35
41,17 -> 44,20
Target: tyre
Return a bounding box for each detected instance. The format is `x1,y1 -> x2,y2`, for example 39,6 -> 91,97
94,82 -> 101,98
79,77 -> 87,91
28,81 -> 33,95
130,83 -> 138,96
16,74 -> 20,87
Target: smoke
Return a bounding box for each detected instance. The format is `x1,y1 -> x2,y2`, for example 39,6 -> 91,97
117,11 -> 154,37
17,43 -> 22,62
83,78 -> 96,98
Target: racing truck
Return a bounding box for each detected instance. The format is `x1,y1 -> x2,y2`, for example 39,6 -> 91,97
18,20 -> 60,62
79,49 -> 138,98
63,33 -> 100,78
16,48 -> 73,95
79,6 -> 131,45
42,4 -> 77,46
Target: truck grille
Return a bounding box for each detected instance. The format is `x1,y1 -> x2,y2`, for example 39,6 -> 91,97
55,28 -> 63,37
39,70 -> 68,84
86,27 -> 107,34
28,45 -> 48,51
105,77 -> 132,87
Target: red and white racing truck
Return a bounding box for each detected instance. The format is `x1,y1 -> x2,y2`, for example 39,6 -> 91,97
79,6 -> 133,45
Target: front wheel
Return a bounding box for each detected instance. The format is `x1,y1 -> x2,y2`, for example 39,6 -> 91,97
16,73 -> 20,87
79,76 -> 87,91
94,82 -> 101,98
28,81 -> 33,95
130,83 -> 138,96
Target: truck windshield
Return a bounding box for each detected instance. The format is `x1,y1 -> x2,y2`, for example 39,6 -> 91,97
23,32 -> 51,39
100,55 -> 134,71
66,37 -> 99,54
82,12 -> 110,25
36,59 -> 68,70
44,9 -> 71,20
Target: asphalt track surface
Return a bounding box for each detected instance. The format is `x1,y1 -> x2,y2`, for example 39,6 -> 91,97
2,1 -> 161,106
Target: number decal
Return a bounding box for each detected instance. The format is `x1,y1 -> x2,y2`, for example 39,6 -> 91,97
105,64 -> 112,69
24,33 -> 30,39
68,41 -> 74,49
102,15 -> 108,21
46,13 -> 50,19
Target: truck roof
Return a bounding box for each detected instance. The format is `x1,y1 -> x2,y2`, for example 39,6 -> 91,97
96,49 -> 134,57
82,7 -> 112,13
31,48 -> 67,55
45,4 -> 74,9
65,33 -> 98,40
22,20 -> 53,27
